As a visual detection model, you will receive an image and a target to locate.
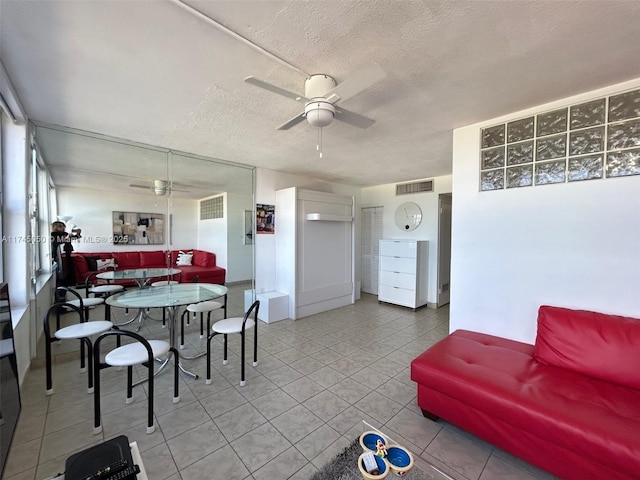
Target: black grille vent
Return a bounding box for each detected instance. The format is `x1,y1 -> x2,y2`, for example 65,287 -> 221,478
396,180 -> 433,195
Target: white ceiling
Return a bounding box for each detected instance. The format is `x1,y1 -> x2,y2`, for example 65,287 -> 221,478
1,0 -> 639,192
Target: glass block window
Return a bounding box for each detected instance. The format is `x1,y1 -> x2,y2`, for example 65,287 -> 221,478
200,196 -> 224,220
480,87 -> 640,191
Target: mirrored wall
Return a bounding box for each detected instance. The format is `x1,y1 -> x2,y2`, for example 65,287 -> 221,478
33,122 -> 255,293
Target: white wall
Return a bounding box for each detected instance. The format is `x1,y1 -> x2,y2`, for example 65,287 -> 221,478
361,175 -> 452,305
225,192 -> 253,283
197,193 -> 227,271
57,187 -> 196,254
255,168 -> 361,295
451,78 -> 640,344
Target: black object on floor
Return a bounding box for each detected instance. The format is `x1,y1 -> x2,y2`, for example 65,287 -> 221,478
65,435 -> 137,480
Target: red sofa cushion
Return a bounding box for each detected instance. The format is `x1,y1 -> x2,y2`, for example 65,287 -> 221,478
71,255 -> 91,280
112,251 -> 140,269
534,305 -> 640,389
71,252 -> 112,282
177,265 -> 225,284
193,249 -> 215,267
139,250 -> 167,267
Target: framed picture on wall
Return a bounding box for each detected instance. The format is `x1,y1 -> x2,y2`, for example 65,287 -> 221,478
112,211 -> 164,244
256,204 -> 275,234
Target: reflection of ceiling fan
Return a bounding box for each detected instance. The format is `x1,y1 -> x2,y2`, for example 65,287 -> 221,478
244,64 -> 386,130
129,179 -> 190,196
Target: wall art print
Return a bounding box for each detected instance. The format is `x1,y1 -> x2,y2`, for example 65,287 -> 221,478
112,211 -> 164,244
256,204 -> 275,234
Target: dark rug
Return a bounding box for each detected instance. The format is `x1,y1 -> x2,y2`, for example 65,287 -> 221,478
309,438 -> 443,480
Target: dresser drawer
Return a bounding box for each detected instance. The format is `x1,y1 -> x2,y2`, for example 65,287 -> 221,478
379,270 -> 416,290
380,240 -> 417,258
380,255 -> 416,275
378,284 -> 416,308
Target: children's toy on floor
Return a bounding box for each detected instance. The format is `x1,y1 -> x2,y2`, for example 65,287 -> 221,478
375,438 -> 388,458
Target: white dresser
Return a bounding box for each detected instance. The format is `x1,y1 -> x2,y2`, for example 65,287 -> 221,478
378,239 -> 428,310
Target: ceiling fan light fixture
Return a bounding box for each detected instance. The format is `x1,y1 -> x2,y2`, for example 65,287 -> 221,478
304,100 -> 335,128
153,179 -> 168,195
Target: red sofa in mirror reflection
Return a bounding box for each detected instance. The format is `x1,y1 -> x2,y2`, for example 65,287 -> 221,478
70,249 -> 226,287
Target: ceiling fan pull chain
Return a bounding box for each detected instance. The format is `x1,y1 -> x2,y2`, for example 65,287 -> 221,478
317,127 -> 323,158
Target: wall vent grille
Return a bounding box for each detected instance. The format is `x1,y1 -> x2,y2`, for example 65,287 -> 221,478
396,180 -> 433,196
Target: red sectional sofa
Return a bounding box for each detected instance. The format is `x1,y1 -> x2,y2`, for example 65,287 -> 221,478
410,305 -> 640,480
70,249 -> 226,286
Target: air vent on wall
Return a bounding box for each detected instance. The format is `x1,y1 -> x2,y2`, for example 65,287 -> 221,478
396,180 -> 433,196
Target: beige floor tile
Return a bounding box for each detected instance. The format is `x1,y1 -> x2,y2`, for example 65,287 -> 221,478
6,292 -> 558,480
166,420 -> 227,470
214,402 -> 267,442
230,421 -> 292,472
270,404 -> 324,444
138,442 -> 178,480
250,388 -> 299,420
425,428 -> 492,480
3,438 -> 41,478
302,389 -> 350,421
251,446 -> 308,480
294,423 -> 340,462
179,444 -> 249,480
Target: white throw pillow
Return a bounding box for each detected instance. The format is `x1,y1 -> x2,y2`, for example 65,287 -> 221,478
176,251 -> 193,266
96,258 -> 117,271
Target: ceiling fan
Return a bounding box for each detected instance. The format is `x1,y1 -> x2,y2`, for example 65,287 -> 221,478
244,64 -> 386,130
129,179 -> 190,196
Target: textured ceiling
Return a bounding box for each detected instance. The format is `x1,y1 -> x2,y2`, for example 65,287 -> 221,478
1,0 -> 639,192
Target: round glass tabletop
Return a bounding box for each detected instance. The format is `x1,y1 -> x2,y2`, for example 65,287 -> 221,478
106,283 -> 227,309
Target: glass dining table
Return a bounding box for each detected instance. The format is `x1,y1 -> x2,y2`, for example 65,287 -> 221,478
106,283 -> 228,379
96,267 -> 182,289
97,268 -> 182,329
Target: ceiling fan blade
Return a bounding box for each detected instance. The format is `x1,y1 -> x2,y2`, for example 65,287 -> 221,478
324,64 -> 386,103
170,187 -> 191,193
244,76 -> 307,103
129,184 -> 151,189
276,112 -> 306,130
334,107 -> 376,129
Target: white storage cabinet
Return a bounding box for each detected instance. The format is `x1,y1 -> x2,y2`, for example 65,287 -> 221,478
378,239 -> 428,310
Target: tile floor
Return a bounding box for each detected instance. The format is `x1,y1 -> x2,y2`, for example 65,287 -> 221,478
3,283 -> 558,480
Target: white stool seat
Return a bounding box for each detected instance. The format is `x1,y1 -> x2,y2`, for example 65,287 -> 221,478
187,301 -> 222,313
105,340 -> 171,367
55,321 -> 113,340
90,285 -> 124,294
212,317 -> 255,334
206,300 -> 259,387
68,297 -> 104,308
151,280 -> 179,287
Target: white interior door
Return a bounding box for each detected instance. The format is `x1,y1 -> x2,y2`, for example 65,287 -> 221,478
437,194 -> 452,307
361,206 -> 383,294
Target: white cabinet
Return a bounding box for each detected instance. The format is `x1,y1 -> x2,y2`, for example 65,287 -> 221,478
378,239 -> 428,310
